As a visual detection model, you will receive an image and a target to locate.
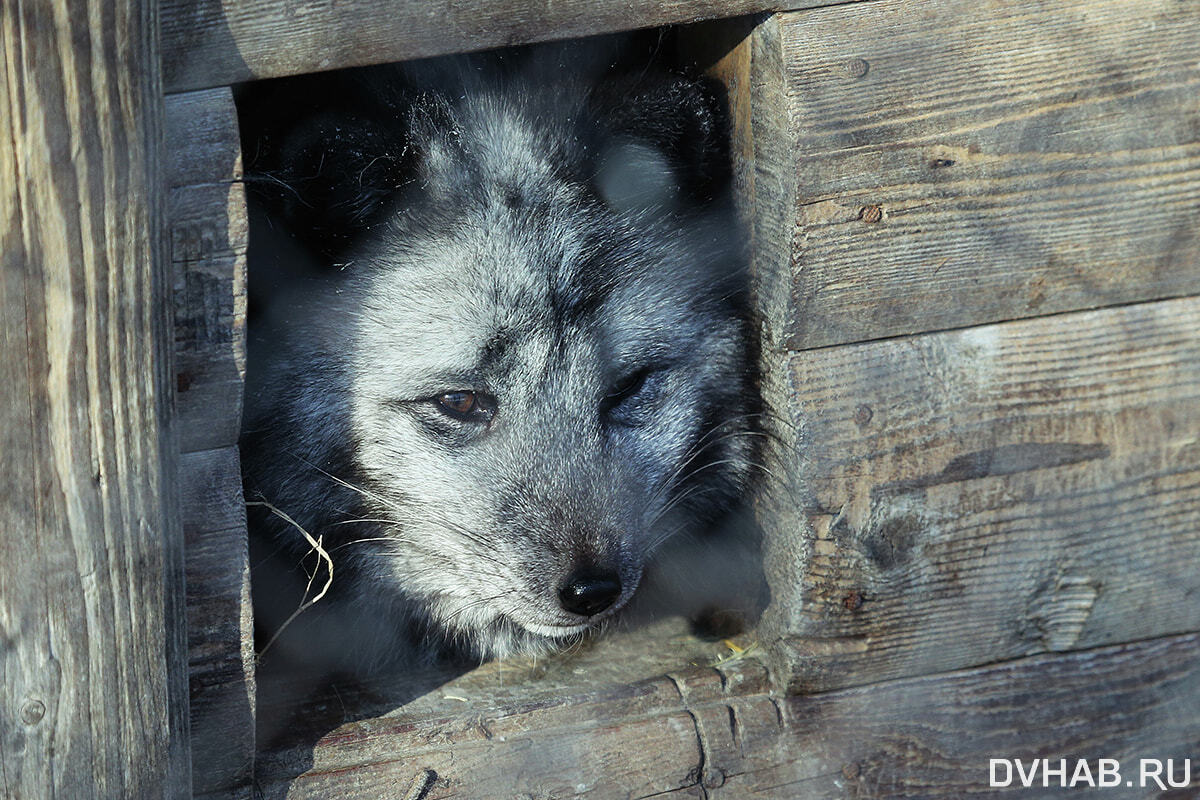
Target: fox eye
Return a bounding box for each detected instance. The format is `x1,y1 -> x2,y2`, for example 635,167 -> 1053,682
602,367 -> 666,424
433,391 -> 496,423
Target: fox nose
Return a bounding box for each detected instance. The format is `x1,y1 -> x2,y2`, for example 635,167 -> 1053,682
558,569 -> 622,617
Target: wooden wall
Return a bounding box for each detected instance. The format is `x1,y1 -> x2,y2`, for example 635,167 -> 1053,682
732,0 -> 1200,697
148,0 -> 1200,796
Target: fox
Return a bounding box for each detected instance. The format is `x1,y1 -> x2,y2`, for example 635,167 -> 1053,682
237,38 -> 761,675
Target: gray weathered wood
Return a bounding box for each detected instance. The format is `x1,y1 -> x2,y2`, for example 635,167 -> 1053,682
181,447 -> 255,797
694,16 -> 812,657
722,633 -> 1200,797
166,89 -> 252,797
762,296 -> 1200,693
165,88 -> 245,188
167,88 -> 252,796
253,628 -> 1200,798
160,0 -> 869,93
165,90 -> 247,455
253,619 -> 756,798
0,0 -> 191,794
728,0 -> 1200,350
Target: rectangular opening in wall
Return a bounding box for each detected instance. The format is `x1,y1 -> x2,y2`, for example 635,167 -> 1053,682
228,22 -> 780,796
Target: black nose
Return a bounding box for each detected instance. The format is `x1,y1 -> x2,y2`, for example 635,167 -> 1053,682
558,569 -> 622,617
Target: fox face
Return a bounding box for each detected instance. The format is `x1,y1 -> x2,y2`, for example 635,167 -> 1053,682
239,43 -> 758,666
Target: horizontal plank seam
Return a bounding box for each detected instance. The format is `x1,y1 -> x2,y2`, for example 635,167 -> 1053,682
170,178 -> 243,191
785,290 -> 1200,354
179,440 -> 244,457
783,627 -> 1200,696
184,524 -> 248,540
179,438 -> 246,458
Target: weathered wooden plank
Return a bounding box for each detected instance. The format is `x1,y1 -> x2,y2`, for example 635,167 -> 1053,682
728,0 -> 1200,350
174,251 -> 246,454
254,631 -> 1200,798
761,296 -> 1200,693
165,90 -> 247,455
177,364 -> 246,453
0,0 -> 190,794
249,620 -> 766,797
169,184 -> 247,264
727,634 -> 1200,798
160,0 -> 869,93
694,16 -> 813,647
271,712 -> 702,800
180,448 -> 251,665
180,447 -> 254,797
164,88 -> 243,188
165,88 -> 251,796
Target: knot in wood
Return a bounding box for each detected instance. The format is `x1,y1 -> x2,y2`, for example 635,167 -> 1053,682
854,404 -> 874,427
859,204 -> 883,224
702,768 -> 727,789
21,699 -> 46,725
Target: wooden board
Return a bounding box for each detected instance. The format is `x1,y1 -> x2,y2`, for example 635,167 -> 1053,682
253,629 -> 1200,798
726,0 -> 1200,350
760,295 -> 1200,694
0,0 -> 191,795
165,90 -> 247,455
693,17 -> 815,612
166,89 -> 252,797
160,0 -> 868,93
166,88 -> 245,189
180,447 -> 255,797
729,633 -> 1200,798
251,618 -> 755,798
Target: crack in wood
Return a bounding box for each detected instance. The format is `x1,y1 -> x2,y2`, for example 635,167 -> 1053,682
874,442 -> 1111,498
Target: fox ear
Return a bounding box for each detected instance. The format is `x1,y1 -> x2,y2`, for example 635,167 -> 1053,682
590,73 -> 732,208
238,72 -> 413,260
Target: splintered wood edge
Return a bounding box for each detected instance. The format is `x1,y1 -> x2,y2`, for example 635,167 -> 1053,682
255,632 -> 1200,798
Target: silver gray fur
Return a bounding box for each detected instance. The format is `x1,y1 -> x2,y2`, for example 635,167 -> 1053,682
240,49 -> 759,671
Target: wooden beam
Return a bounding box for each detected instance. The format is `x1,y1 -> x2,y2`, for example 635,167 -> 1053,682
165,89 -> 247,455
727,0 -> 1200,350
252,631 -> 1200,797
164,89 -> 252,796
0,0 -> 190,794
180,447 -> 254,798
753,634 -> 1200,797
160,0 -> 870,93
764,295 -> 1200,693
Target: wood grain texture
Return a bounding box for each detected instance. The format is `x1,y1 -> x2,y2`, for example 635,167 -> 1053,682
165,90 -> 247,455
180,447 -> 254,797
0,0 -> 190,794
762,296 -> 1200,693
165,89 -> 252,797
761,634 -> 1200,798
160,0 -> 868,93
253,631 -> 1200,798
699,16 -> 814,650
736,0 -> 1200,349
165,88 -> 244,188
253,620 -> 763,799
